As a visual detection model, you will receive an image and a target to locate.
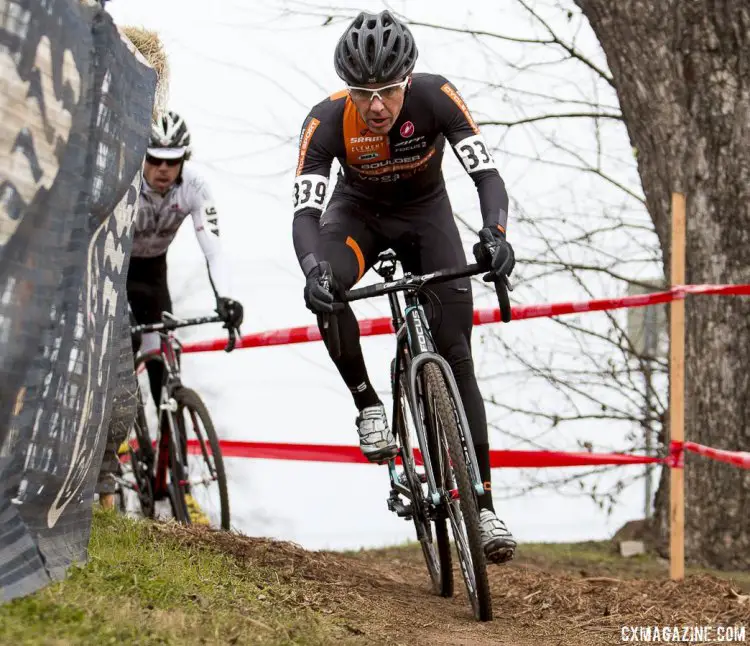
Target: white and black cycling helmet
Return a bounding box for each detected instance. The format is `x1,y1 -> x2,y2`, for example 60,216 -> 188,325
147,110 -> 191,160
334,10 -> 418,85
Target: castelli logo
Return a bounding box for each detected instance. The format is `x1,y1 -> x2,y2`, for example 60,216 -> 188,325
400,121 -> 415,138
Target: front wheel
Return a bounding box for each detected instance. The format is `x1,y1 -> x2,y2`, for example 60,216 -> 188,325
171,387 -> 230,530
423,362 -> 492,622
393,362 -> 453,598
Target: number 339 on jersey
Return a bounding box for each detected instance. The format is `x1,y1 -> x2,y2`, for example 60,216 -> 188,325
293,174 -> 328,213
455,134 -> 495,173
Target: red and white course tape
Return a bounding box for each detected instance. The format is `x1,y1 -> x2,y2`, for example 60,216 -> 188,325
186,439 -> 664,468
171,283 -> 750,473
679,441 -> 750,469
181,283 -> 750,354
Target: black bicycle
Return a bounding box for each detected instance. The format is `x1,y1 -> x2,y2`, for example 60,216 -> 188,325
116,314 -> 236,530
322,250 -> 512,622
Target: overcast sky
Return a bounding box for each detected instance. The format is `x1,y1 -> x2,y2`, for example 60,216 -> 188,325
108,0 -> 660,549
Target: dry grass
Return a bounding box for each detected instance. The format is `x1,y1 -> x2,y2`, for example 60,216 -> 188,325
159,522 -> 750,646
120,26 -> 170,115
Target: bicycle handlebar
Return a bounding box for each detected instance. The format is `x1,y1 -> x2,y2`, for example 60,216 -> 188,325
321,262 -> 512,361
342,262 -> 512,323
131,314 -> 238,353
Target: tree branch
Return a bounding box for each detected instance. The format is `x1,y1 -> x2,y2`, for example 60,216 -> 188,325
477,111 -> 622,128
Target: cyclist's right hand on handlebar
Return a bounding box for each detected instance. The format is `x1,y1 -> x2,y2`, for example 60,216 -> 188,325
304,261 -> 344,315
216,297 -> 244,328
473,227 -> 515,282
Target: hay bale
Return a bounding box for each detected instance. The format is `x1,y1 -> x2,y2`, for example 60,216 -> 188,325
120,26 -> 170,116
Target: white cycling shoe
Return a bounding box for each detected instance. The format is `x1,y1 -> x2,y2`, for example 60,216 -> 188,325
479,509 -> 517,564
356,404 -> 398,463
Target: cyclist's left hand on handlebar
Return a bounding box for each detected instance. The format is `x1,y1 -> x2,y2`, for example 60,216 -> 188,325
473,227 -> 515,282
216,297 -> 244,328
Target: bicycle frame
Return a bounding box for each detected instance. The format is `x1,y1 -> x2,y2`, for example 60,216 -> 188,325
130,314 -> 235,500
322,253 -> 509,620
155,333 -> 184,497
383,270 -> 486,506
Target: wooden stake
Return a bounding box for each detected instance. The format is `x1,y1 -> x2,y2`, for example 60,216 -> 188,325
670,192 -> 686,581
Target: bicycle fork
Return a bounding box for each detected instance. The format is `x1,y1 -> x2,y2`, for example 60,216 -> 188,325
386,304 -> 485,519
402,303 -> 485,502
154,388 -> 181,497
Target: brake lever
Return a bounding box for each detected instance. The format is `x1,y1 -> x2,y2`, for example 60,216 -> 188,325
224,325 -> 237,353
319,264 -> 341,360
494,274 -> 513,323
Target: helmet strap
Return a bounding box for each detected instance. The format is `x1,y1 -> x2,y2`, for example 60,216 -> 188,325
175,159 -> 186,185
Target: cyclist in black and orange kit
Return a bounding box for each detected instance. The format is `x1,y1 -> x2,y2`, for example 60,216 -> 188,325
293,10 -> 516,562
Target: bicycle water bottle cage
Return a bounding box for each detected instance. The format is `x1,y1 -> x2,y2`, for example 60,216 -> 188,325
374,249 -> 398,279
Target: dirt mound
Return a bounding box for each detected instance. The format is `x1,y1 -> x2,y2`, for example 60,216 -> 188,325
151,523 -> 750,646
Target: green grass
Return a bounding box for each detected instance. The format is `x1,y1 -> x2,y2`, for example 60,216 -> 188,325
0,511 -> 365,646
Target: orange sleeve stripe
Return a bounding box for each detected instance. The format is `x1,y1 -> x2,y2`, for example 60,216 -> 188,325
497,224 -> 506,235
295,117 -> 321,176
346,236 -> 365,282
440,82 -> 480,135
329,89 -> 348,101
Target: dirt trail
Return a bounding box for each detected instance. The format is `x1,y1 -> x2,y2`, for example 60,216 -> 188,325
155,524 -> 750,646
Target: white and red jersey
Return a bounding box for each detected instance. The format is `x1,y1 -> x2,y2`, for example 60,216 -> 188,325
132,164 -> 230,297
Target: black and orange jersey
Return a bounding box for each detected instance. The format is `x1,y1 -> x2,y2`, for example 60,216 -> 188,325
292,73 -> 509,273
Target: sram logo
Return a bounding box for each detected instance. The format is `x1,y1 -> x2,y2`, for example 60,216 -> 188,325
350,135 -> 384,143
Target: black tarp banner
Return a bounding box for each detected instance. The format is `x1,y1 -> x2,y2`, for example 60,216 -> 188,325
0,0 -> 156,601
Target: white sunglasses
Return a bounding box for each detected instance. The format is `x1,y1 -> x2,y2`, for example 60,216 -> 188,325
347,78 -> 409,103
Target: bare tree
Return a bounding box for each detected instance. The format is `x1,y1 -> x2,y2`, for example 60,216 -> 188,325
572,0 -> 750,570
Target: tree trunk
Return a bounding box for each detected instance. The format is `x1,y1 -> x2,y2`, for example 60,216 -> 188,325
574,0 -> 750,569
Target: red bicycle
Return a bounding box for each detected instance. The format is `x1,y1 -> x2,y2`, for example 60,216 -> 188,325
116,313 -> 235,529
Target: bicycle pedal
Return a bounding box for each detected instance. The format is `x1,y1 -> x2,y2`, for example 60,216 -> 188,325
387,496 -> 412,518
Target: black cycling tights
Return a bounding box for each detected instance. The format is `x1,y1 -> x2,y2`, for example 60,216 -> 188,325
128,254 -> 173,419
129,333 -> 164,414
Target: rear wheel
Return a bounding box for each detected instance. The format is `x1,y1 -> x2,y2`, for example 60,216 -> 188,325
423,362 -> 492,622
